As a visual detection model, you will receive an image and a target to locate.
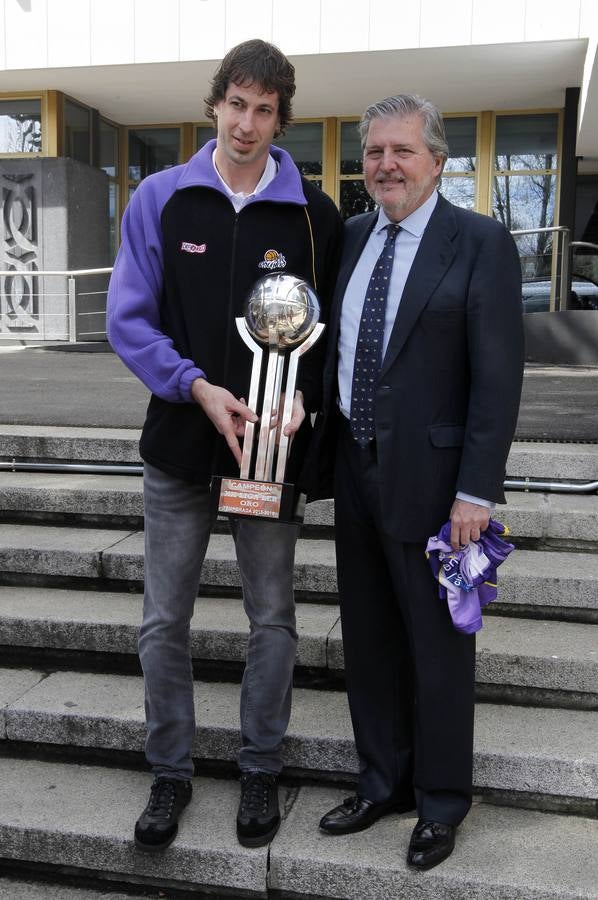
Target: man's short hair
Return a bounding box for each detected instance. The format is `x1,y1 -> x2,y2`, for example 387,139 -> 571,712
359,94 -> 449,173
205,39 -> 296,136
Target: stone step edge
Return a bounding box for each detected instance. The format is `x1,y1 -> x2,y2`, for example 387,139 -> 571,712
2,670 -> 596,804
1,530 -> 597,618
1,594 -> 597,701
3,476 -> 598,549
0,758 -> 596,900
1,427 -> 598,480
0,871 -> 147,900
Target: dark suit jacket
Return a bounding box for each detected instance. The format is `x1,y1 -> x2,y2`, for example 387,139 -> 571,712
306,193 -> 524,542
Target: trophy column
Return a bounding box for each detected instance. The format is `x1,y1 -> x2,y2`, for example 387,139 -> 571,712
211,273 -> 324,524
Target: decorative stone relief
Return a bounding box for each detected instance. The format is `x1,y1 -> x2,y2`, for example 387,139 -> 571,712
1,171 -> 41,336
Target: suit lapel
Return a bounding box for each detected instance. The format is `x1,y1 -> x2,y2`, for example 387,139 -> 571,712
379,196 -> 458,378
322,212 -> 377,407
329,212 -> 377,341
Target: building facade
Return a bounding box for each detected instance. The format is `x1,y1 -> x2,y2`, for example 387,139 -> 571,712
1,0 -> 597,351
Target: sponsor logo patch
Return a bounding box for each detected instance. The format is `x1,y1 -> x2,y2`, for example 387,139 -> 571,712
258,248 -> 287,270
181,241 -> 207,254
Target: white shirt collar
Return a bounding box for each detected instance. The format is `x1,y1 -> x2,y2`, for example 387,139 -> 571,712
375,190 -> 438,238
211,150 -> 278,203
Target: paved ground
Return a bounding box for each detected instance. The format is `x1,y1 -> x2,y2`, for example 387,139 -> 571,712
0,343 -> 597,441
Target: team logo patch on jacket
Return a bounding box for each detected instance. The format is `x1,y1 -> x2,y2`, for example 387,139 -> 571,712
181,241 -> 207,254
258,249 -> 287,270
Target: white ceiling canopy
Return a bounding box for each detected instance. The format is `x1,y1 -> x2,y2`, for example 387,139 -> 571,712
0,39 -> 592,149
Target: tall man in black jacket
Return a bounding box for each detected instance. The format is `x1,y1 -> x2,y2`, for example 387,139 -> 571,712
108,40 -> 341,852
316,94 -> 523,869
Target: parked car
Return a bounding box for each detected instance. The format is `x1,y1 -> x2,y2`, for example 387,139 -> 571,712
521,278 -> 598,313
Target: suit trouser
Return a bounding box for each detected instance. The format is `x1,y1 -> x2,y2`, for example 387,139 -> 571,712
334,422 -> 475,825
140,462 -> 299,780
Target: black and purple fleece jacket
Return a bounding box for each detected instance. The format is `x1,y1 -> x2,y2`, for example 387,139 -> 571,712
107,140 -> 342,485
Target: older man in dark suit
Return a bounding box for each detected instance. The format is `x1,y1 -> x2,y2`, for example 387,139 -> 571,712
316,95 -> 524,869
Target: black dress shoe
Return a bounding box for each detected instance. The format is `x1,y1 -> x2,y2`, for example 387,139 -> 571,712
134,777 -> 192,851
319,793 -> 416,835
407,818 -> 456,870
236,771 -> 280,847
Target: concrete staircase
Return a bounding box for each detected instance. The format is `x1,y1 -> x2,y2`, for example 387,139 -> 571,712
0,424 -> 597,899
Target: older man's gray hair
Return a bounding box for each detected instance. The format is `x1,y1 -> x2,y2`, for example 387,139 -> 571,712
359,94 -> 449,171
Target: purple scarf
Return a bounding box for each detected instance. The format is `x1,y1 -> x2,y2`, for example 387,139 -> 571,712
425,519 -> 515,634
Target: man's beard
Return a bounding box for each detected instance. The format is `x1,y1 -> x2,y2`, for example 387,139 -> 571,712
369,176 -> 432,218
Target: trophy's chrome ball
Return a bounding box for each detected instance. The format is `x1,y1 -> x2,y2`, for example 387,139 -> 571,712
244,273 -> 320,348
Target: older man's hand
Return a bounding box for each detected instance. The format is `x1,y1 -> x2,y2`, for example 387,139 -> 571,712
449,498 -> 491,550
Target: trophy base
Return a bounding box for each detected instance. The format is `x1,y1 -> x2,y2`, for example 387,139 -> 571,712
211,476 -> 305,524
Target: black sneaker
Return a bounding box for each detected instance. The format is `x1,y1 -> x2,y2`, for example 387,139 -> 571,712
236,771 -> 280,847
134,777 -> 192,851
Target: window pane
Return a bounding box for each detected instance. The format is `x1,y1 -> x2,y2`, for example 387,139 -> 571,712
440,175 -> 475,209
108,181 -> 118,261
493,173 -> 556,232
65,100 -> 91,165
495,114 -> 558,171
275,122 -> 323,176
99,119 -> 118,176
512,226 -> 556,313
341,121 -> 362,175
340,180 -> 375,220
128,128 -> 180,183
196,125 -> 214,151
0,99 -> 42,153
443,117 -> 476,173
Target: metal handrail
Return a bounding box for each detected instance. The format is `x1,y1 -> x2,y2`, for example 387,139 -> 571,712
0,461 -> 143,475
504,478 -> 598,494
0,460 -> 596,492
0,268 -> 113,276
0,267 -> 111,342
510,226 -> 569,236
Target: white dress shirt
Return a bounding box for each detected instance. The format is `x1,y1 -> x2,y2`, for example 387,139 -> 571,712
337,191 -> 492,510
212,150 -> 278,212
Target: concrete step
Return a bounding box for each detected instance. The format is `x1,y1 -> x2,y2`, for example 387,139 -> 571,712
1,526 -> 597,620
0,471 -> 144,520
331,613 -> 598,707
1,587 -> 596,707
270,784 -> 598,900
475,615 -> 598,707
2,471 -> 598,544
2,425 -> 598,480
0,588 -> 339,672
0,880 -> 134,900
507,440 -> 598,481
0,425 -> 141,464
2,668 -> 597,806
0,758 -> 268,897
0,470 -> 331,529
0,757 -> 596,899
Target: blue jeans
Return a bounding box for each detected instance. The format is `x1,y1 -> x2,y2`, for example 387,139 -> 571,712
140,462 -> 299,780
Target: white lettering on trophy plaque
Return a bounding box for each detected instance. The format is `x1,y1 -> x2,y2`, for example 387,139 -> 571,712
218,478 -> 283,519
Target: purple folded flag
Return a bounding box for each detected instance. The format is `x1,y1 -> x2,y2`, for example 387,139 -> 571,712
425,519 -> 515,634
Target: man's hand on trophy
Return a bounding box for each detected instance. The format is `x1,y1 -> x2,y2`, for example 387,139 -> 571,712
269,390 -> 305,445
191,378 -> 258,466
282,390 -> 305,438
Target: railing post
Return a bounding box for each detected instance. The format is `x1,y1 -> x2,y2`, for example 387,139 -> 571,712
67,276 -> 77,343
559,228 -> 570,312
549,232 -> 558,312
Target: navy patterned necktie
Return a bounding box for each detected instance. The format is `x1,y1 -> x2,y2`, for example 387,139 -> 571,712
350,223 -> 400,446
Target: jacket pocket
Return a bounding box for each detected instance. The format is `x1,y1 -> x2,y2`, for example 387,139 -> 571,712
429,424 -> 465,448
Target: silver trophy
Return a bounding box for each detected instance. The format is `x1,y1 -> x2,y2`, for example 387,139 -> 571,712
212,273 -> 325,522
